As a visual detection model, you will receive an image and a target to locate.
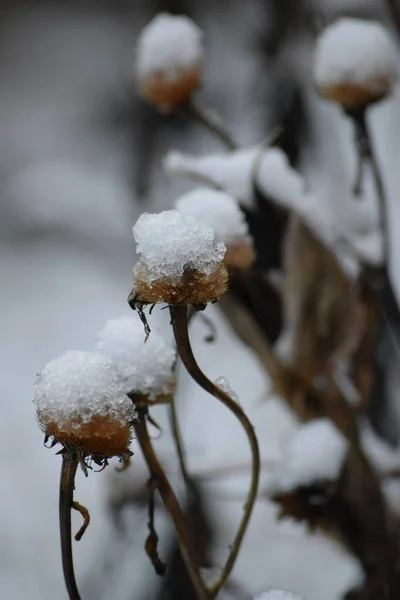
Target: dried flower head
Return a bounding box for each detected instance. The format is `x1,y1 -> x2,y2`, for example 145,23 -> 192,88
175,188 -> 255,269
136,13 -> 203,112
34,351 -> 136,462
130,209 -> 228,306
96,315 -> 176,402
314,18 -> 397,110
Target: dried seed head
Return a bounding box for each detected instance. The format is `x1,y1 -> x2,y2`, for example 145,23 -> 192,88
96,315 -> 176,400
314,18 -> 397,110
136,13 -> 203,112
34,351 -> 136,460
175,188 -> 255,269
131,209 -> 228,306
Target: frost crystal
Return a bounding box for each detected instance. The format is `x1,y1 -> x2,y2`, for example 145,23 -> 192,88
34,351 -> 135,429
266,418 -> 349,493
255,591 -> 303,600
136,13 -> 203,81
175,188 -> 249,246
215,376 -> 238,402
96,315 -> 176,399
314,18 -> 397,97
132,209 -> 226,282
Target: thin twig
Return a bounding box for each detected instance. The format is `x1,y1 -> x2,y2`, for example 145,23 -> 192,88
168,395 -> 192,495
132,406 -> 208,600
169,305 -> 260,597
59,452 -> 82,600
145,476 -> 167,576
184,98 -> 237,150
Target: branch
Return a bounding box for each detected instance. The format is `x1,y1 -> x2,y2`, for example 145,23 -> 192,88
183,98 -> 237,150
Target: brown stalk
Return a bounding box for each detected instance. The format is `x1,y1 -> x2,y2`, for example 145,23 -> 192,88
168,394 -> 191,496
184,98 -> 237,150
132,405 -> 209,600
59,451 -> 82,600
169,304 -> 260,597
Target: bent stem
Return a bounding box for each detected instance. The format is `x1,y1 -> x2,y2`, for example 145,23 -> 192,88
59,451 -> 81,600
132,405 -> 209,600
169,304 -> 260,597
169,395 -> 191,496
184,98 -> 237,150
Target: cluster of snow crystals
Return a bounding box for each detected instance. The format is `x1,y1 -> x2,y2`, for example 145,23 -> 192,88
136,13 -> 203,81
255,590 -> 303,600
34,351 -> 135,429
175,188 -> 249,246
314,18 -> 397,93
132,210 -> 226,282
165,146 -> 305,206
266,418 -> 349,494
96,315 -> 176,398
214,376 -> 239,402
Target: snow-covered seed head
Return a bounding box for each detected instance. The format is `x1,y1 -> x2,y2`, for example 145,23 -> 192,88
175,188 -> 255,269
130,209 -> 228,306
96,315 -> 176,402
314,18 -> 397,110
34,351 -> 136,460
136,13 -> 203,112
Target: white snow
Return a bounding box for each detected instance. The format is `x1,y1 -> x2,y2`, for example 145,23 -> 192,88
132,209 -> 226,282
255,590 -> 303,600
34,350 -> 135,429
266,419 -> 349,493
96,314 -> 176,398
164,146 -> 304,206
175,187 -> 249,246
136,12 -> 203,82
214,375 -> 239,402
314,18 -> 397,97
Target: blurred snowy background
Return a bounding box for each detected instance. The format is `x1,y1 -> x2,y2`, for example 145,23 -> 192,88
2,0 -> 400,599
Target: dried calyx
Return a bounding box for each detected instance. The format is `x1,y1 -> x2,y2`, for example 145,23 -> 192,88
96,314 -> 176,405
175,188 -> 255,269
129,209 -> 228,309
34,350 -> 136,465
136,12 -> 203,112
314,18 -> 397,111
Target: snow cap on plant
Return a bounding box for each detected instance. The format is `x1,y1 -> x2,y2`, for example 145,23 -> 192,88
34,351 -> 136,461
175,187 -> 255,268
314,18 -> 397,110
255,590 -> 303,600
136,12 -> 203,112
96,315 -> 176,402
129,209 -> 228,307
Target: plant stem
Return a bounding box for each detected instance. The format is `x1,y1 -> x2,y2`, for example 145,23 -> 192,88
350,108 -> 389,266
133,407 -> 209,600
59,452 -> 81,600
184,98 -> 237,150
169,304 -> 260,597
169,395 -> 191,495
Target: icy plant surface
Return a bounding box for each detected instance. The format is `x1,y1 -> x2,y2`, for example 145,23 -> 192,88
266,418 -> 349,493
132,209 -> 226,282
255,590 -> 303,600
314,18 -> 397,94
175,187 -> 249,245
34,350 -> 135,428
136,12 -> 203,81
96,315 -> 176,398
214,375 -> 239,401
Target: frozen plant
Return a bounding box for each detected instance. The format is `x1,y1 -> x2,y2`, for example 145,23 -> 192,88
34,350 -> 136,600
136,12 -> 203,112
96,315 -> 176,401
175,187 -> 254,268
314,18 -> 397,110
130,209 -> 228,307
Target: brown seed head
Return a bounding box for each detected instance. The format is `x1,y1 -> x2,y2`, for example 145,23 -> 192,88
224,241 -> 255,270
318,76 -> 392,111
140,65 -> 201,113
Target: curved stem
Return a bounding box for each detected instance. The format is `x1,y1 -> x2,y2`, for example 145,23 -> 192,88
184,98 -> 237,150
169,305 -> 260,597
133,407 -> 209,600
59,452 -> 81,600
